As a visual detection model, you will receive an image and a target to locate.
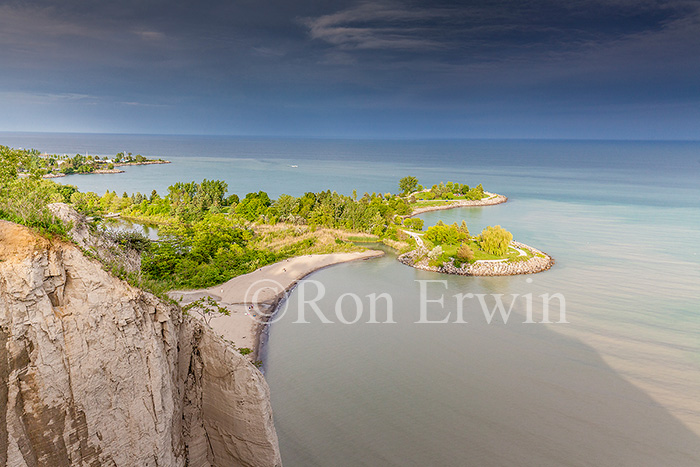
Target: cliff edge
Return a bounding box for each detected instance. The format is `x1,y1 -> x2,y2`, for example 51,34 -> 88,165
0,220 -> 281,466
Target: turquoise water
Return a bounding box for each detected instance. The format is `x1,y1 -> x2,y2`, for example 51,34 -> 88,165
3,133 -> 700,465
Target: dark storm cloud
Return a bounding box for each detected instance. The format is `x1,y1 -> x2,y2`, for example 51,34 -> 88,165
1,0 -> 699,137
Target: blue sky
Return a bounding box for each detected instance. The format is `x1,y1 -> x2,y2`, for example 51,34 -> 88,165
1,0 -> 699,139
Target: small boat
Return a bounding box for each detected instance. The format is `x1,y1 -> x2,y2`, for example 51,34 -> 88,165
290,165 -> 298,168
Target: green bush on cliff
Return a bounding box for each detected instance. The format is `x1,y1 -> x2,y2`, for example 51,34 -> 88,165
0,146 -> 68,237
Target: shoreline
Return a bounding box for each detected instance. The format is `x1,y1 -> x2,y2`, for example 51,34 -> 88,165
93,168 -> 125,174
39,160 -> 170,178
406,192 -> 507,217
168,249 -> 385,361
113,160 -> 171,166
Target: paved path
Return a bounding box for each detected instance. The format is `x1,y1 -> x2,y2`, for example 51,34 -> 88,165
402,229 -> 426,249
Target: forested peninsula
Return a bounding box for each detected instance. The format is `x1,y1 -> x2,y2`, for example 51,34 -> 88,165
2,145 -> 553,296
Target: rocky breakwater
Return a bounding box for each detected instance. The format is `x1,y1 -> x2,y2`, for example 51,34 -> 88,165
406,192 -> 508,218
399,240 -> 554,276
0,220 -> 282,466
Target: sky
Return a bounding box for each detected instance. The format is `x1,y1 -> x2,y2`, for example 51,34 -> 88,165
1,0 -> 699,139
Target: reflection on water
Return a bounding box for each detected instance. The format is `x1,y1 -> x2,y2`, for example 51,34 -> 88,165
101,218 -> 160,240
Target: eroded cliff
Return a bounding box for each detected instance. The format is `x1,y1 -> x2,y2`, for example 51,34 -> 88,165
0,220 -> 281,466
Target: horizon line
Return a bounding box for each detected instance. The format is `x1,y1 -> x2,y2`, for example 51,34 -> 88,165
1,130 -> 699,144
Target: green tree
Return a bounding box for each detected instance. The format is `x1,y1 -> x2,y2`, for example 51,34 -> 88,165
56,184 -> 78,203
403,217 -> 424,231
271,194 -> 299,221
424,222 -> 468,245
459,220 -> 470,237
70,191 -> 101,215
479,225 -> 513,256
0,145 -> 33,187
188,214 -> 251,261
235,191 -> 271,221
196,179 -> 228,210
399,176 -> 419,194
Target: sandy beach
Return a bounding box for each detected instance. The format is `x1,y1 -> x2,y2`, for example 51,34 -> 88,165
169,250 -> 384,359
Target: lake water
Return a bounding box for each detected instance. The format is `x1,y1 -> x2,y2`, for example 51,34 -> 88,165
101,218 -> 161,240
3,132 -> 699,465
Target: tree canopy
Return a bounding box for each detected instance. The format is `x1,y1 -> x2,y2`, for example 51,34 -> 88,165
479,225 -> 513,256
399,176 -> 419,194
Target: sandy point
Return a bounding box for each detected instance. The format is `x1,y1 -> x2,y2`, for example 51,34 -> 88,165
168,250 -> 384,360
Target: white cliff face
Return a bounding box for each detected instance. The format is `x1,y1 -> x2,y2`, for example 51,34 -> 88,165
0,221 -> 281,467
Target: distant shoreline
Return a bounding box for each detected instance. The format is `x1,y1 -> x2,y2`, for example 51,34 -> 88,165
40,160 -> 170,178
113,160 -> 171,167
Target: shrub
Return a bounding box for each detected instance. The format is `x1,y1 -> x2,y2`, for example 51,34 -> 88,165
456,243 -> 475,263
182,296 -> 230,326
427,245 -> 443,260
111,230 -> 151,252
0,178 -> 68,237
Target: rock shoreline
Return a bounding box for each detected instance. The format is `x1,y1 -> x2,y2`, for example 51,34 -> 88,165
406,192 -> 508,217
93,168 -> 125,174
398,240 -> 554,276
114,160 -> 171,166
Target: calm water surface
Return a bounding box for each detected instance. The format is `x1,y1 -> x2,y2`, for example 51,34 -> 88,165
3,133 -> 699,466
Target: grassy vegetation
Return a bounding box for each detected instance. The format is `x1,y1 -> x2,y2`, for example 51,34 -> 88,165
345,234 -> 381,242
251,224 -> 366,256
427,240 -> 532,267
412,199 -> 457,208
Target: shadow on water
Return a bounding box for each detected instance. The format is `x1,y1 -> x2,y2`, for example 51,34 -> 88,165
264,253 -> 700,467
